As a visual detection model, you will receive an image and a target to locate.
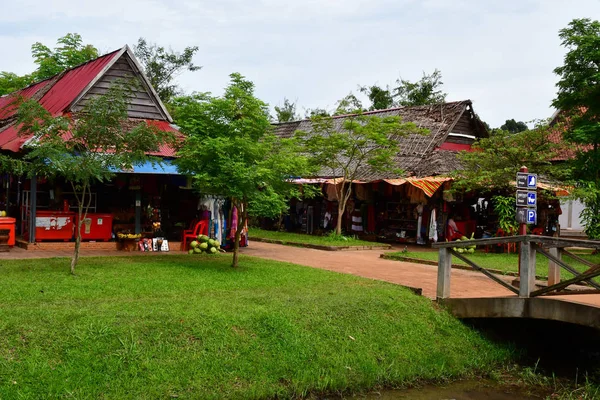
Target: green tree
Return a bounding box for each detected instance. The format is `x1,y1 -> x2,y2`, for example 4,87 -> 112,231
297,114 -> 427,235
273,98 -> 298,122
394,69 -> 447,106
0,33 -> 98,94
304,107 -> 330,118
31,33 -> 99,81
552,18 -> 600,238
452,123 -> 566,193
2,82 -> 175,274
133,38 -> 201,103
175,74 -> 315,268
359,84 -> 395,110
334,92 -> 364,115
500,119 -> 528,133
0,72 -> 34,96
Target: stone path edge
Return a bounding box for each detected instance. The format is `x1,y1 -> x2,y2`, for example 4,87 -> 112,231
250,237 -> 392,251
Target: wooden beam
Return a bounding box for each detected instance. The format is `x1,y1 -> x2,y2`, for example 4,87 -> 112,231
450,249 -> 520,295
432,235 -> 527,248
535,245 -> 600,290
530,236 -> 600,249
437,248 -> 452,300
548,247 -> 561,287
561,249 -> 599,269
531,268 -> 600,297
519,241 -> 535,297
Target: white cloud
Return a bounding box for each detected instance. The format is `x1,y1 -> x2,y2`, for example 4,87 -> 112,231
0,0 -> 598,126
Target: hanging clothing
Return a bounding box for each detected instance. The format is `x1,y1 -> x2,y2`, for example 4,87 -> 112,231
230,206 -> 238,239
351,210 -> 363,232
429,208 -> 438,243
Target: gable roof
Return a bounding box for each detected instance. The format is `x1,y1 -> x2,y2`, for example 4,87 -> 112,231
0,46 -> 179,155
274,100 -> 487,179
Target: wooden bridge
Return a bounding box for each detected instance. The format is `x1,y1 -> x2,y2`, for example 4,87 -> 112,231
433,235 -> 600,329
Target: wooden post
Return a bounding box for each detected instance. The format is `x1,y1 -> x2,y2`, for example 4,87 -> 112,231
29,175 -> 37,243
548,247 -> 561,286
135,190 -> 141,234
437,247 -> 452,300
519,239 -> 536,297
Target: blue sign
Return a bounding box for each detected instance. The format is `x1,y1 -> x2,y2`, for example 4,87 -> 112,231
527,191 -> 537,206
527,209 -> 537,224
527,174 -> 537,189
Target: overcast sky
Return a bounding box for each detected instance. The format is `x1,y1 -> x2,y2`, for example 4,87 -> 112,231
0,0 -> 598,127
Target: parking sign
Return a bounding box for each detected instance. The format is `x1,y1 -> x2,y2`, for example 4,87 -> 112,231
527,209 -> 537,224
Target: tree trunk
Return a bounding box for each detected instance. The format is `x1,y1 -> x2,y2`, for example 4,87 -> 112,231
71,193 -> 84,275
335,204 -> 344,235
232,228 -> 241,268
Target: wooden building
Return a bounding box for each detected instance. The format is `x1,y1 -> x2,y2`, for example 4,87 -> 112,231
0,46 -> 196,245
272,101 -> 491,243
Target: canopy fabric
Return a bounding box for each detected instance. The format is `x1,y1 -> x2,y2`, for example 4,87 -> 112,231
383,176 -> 452,197
536,182 -> 570,197
115,159 -> 180,175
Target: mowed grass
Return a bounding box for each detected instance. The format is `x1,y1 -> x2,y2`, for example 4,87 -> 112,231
386,250 -> 600,280
249,228 -> 382,247
0,254 -> 511,399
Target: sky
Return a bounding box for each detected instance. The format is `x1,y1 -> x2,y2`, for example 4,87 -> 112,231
0,0 -> 598,127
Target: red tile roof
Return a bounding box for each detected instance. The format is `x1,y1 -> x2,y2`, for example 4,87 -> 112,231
0,48 -> 181,158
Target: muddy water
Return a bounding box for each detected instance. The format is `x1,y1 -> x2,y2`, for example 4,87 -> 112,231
358,381 -> 544,399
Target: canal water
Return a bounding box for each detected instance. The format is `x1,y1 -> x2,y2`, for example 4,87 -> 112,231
361,380 -> 543,399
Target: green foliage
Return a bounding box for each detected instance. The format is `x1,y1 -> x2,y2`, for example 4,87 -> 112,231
0,33 -> 98,95
31,33 -> 99,81
492,196 -> 518,235
297,113 -> 427,234
0,72 -> 34,96
133,37 -> 201,103
334,92 -> 364,115
175,73 -> 316,266
453,124 -> 566,192
576,183 -> 600,239
359,84 -> 395,110
250,228 -> 379,247
273,97 -> 298,122
394,69 -> 447,106
552,18 -> 600,238
1,82 -> 175,273
304,107 -> 331,118
0,255 -> 511,399
499,119 -> 528,134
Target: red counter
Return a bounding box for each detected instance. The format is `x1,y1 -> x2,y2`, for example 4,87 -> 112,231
76,213 -> 113,241
35,211 -> 75,242
0,217 -> 16,246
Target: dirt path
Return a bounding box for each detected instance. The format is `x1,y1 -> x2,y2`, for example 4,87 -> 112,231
241,241 -> 514,299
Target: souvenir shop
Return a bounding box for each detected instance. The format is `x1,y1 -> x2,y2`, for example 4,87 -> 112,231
0,170 -> 247,251
279,177 -> 564,245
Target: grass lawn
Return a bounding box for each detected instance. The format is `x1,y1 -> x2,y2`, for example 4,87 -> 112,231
0,254 -> 510,399
249,227 -> 384,247
385,250 -> 600,280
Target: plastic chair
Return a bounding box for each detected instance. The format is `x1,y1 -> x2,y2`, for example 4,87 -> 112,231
181,220 -> 208,251
181,218 -> 199,243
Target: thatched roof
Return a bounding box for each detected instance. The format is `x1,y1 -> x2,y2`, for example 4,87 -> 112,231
273,100 -> 487,180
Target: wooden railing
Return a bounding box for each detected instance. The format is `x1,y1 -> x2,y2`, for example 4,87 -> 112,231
432,235 -> 600,300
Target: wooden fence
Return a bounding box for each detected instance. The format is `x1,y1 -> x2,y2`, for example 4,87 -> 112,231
432,235 -> 600,300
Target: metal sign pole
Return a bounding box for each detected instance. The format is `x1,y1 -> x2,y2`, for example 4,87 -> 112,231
517,166 -> 528,275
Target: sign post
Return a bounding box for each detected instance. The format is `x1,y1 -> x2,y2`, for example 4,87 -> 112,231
516,166 -> 537,275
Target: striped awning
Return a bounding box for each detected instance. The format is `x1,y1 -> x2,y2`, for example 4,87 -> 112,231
383,176 -> 452,197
